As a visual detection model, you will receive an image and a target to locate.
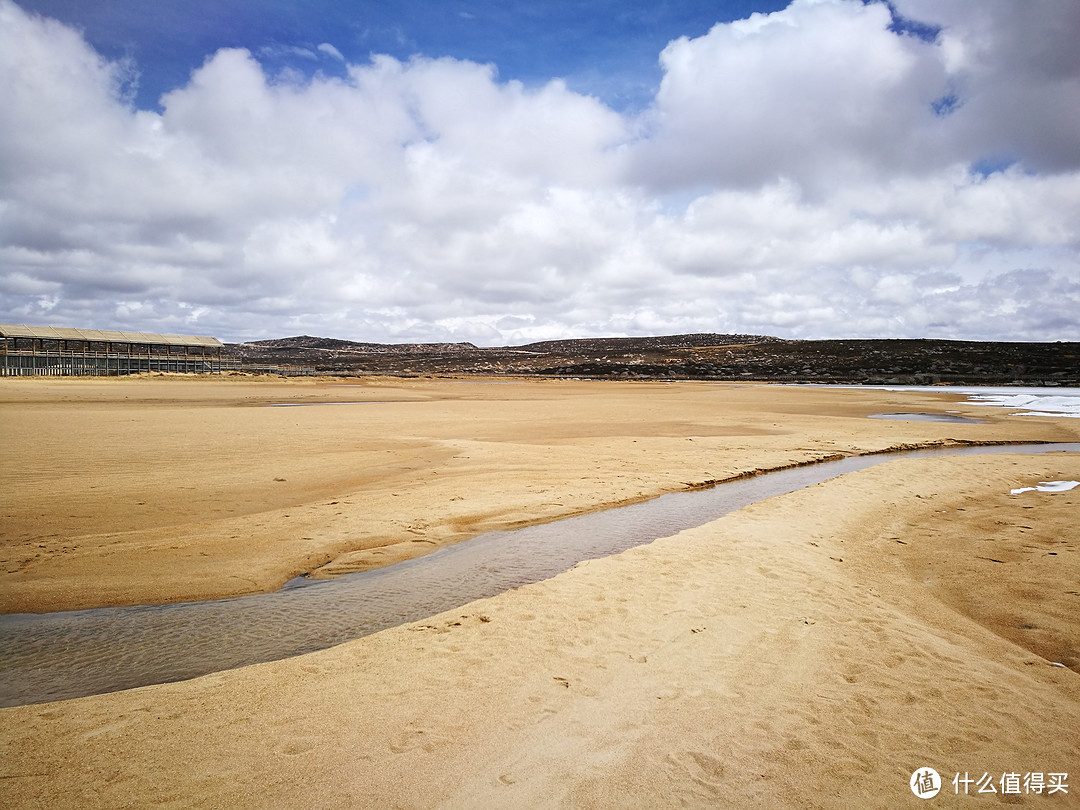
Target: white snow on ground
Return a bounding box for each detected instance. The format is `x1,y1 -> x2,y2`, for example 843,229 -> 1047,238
791,385 -> 1080,417
966,393 -> 1080,418
1010,480 -> 1080,495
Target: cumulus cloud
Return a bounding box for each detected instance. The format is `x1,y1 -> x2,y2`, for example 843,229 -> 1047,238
895,0 -> 1080,173
0,0 -> 1078,343
631,0 -> 949,189
634,0 -> 1080,189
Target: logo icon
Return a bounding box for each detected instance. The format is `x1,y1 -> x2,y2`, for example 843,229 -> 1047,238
911,767 -> 941,799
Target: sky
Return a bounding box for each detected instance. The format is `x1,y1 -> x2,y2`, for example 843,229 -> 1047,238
1,0 -> 1079,345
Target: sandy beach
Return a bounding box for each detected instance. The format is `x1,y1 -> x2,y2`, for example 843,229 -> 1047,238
1,377 -> 1078,807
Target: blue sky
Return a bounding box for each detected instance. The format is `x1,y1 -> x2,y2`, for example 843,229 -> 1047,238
2,0 -> 1079,344
17,0 -> 790,111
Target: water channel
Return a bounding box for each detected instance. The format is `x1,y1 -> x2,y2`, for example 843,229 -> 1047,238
867,412 -> 985,424
2,442 -> 1077,707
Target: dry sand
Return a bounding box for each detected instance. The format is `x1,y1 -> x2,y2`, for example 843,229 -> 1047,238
2,375 -> 1073,613
1,377 -> 1078,807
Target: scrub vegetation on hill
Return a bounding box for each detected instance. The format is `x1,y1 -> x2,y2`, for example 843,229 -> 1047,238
228,334 -> 1079,386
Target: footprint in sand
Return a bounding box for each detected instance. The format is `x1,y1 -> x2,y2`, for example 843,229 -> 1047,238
666,750 -> 727,790
273,736 -> 320,757
388,728 -> 443,754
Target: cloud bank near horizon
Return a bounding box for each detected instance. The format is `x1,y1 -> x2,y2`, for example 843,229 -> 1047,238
1,0 -> 1079,345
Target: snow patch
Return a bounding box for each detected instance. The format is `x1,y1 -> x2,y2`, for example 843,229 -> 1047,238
967,393 -> 1080,418
1010,480 -> 1080,495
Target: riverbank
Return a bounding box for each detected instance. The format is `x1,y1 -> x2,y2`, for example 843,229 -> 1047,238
2,376 -> 1076,613
1,449 -> 1077,808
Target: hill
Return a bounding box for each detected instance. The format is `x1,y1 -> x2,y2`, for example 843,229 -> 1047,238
224,334 -> 1078,386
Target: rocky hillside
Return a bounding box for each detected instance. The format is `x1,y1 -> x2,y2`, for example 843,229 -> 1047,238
515,333 -> 779,354
237,335 -> 478,354
223,334 -> 1079,386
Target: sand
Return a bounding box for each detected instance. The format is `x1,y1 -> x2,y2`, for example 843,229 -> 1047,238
2,375 -> 1073,613
1,377 -> 1078,807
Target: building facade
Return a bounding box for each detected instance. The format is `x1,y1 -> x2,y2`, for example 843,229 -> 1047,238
0,325 -> 235,376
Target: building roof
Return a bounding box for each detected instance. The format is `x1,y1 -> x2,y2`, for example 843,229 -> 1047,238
0,324 -> 223,348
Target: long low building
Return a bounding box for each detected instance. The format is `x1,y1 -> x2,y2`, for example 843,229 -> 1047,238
0,324 -> 235,376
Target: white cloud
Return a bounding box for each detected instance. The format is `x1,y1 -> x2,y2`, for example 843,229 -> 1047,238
258,44 -> 319,61
317,43 -> 344,61
630,0 -> 949,190
895,0 -> 1080,173
0,0 -> 1078,343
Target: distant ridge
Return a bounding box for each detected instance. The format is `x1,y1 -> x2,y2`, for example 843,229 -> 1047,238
224,333 -> 1078,386
239,335 -> 478,354
513,333 -> 780,353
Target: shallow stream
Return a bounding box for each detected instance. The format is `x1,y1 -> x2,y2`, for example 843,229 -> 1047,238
1,442 -> 1077,707
867,412 -> 984,424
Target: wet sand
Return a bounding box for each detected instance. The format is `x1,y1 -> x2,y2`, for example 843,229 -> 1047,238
1,377 -> 1078,807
